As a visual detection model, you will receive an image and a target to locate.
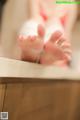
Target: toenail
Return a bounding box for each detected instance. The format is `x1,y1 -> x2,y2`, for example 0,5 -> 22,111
55,31 -> 62,36
30,36 -> 36,41
44,45 -> 46,49
18,35 -> 23,40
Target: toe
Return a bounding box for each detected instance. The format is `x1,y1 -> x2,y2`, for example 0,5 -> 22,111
49,31 -> 62,43
38,24 -> 45,38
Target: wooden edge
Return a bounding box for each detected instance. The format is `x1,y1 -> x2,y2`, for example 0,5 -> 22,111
1,78 -> 80,84
0,57 -> 80,81
0,84 -> 6,111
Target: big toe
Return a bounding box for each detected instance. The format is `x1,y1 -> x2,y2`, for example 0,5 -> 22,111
38,24 -> 45,38
49,31 -> 63,43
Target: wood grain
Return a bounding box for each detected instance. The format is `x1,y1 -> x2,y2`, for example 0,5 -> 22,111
0,83 -> 6,112
2,81 -> 80,120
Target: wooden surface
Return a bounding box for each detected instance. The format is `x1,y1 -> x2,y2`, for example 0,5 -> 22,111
0,58 -> 80,120
0,57 -> 80,81
0,84 -> 6,112
2,81 -> 80,120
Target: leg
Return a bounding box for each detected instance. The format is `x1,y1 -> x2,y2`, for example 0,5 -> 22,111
40,4 -> 77,67
17,0 -> 45,62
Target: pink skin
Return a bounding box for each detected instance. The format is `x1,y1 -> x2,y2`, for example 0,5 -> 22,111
18,20 -> 71,67
40,31 -> 72,67
17,24 -> 45,62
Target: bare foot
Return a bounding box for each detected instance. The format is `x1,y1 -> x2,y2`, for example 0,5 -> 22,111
17,20 -> 45,62
40,29 -> 72,67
